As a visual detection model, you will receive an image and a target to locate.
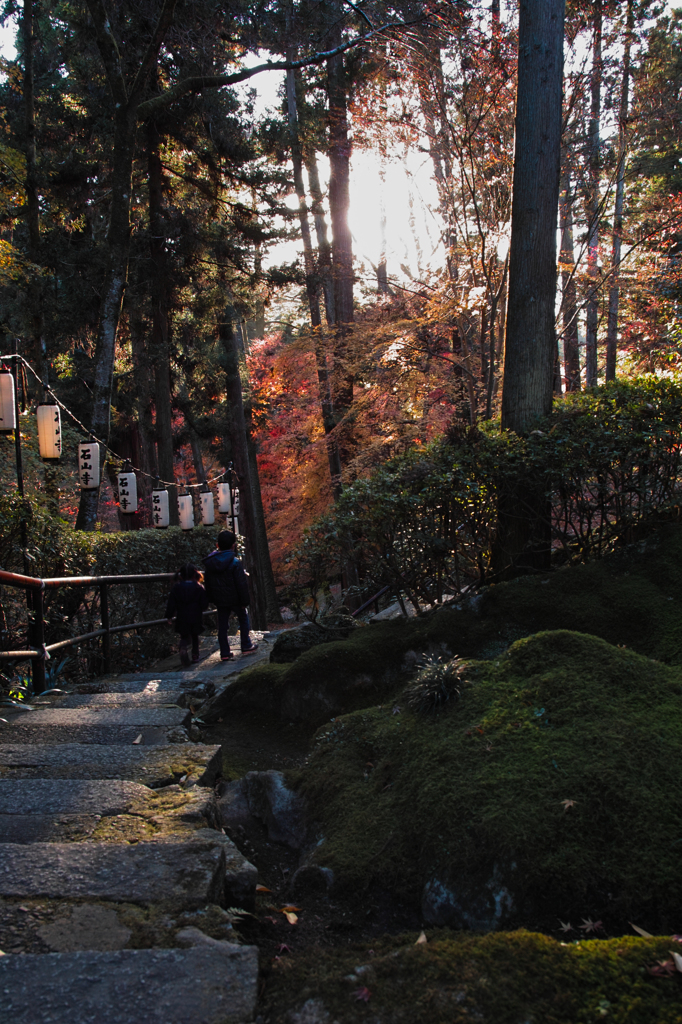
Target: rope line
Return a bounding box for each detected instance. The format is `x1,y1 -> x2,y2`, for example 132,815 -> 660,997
1,353 -> 231,491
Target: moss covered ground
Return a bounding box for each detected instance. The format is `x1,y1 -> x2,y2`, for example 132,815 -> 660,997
262,930 -> 682,1024
220,523 -> 682,730
286,630 -> 682,932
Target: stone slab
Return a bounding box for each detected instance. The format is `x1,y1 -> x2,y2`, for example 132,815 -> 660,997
0,814 -> 100,843
79,676 -> 187,693
0,836 -> 231,905
1,706 -> 190,746
47,691 -> 184,709
0,942 -> 258,1024
0,779 -> 151,816
0,743 -> 222,786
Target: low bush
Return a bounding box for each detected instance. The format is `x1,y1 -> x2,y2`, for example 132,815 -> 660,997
288,378 -> 682,609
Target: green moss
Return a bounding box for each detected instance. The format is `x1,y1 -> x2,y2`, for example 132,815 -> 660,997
290,630 -> 682,931
262,930 -> 682,1024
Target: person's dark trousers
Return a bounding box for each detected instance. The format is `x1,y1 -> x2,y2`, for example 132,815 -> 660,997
179,632 -> 200,660
217,606 -> 252,657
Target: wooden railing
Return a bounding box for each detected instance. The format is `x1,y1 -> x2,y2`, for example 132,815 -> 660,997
0,569 -> 214,693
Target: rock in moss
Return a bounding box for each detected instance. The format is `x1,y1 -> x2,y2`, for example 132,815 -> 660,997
288,630 -> 682,933
270,611 -> 361,665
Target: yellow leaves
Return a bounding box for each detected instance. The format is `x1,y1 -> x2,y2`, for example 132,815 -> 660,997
279,905 -> 301,925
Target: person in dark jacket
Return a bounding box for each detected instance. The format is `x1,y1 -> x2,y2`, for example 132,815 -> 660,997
165,563 -> 209,667
203,530 -> 257,660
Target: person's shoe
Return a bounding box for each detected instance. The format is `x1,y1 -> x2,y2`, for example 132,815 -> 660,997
221,654 -> 234,662
179,647 -> 191,667
240,645 -> 258,656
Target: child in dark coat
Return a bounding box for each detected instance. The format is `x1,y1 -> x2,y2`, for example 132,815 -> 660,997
165,563 -> 209,667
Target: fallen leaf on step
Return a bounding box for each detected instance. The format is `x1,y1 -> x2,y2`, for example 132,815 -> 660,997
561,799 -> 577,813
671,951 -> 682,973
557,920 -> 574,934
132,734 -> 143,745
630,922 -> 653,938
415,931 -> 427,944
282,911 -> 298,925
352,987 -> 371,1002
579,917 -> 603,934
280,905 -> 301,912
647,959 -> 676,977
256,884 -> 272,893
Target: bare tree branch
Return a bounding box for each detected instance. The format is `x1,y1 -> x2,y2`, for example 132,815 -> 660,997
129,0 -> 178,102
84,0 -> 127,105
136,14 -> 428,120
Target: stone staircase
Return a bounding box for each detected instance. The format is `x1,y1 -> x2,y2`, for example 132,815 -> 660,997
0,634 -> 274,1023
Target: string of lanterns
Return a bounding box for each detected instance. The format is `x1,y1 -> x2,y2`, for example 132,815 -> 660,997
0,356 -> 241,533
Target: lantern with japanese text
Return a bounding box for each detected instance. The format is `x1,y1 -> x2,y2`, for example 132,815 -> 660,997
178,493 -> 194,531
36,403 -> 62,459
78,442 -> 100,489
151,488 -> 169,528
232,487 -> 240,518
218,482 -> 232,515
0,370 -> 16,433
117,465 -> 138,514
200,488 -> 215,526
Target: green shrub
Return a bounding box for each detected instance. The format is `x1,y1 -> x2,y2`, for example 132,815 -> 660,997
289,378 -> 682,608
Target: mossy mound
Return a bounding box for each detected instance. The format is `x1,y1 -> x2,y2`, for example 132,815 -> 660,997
290,630 -> 682,932
270,611 -> 361,664
263,930 -> 682,1024
208,524 -> 682,729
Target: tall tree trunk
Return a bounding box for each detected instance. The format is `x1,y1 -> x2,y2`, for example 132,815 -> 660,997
129,297 -> 157,523
243,400 -> 283,623
605,0 -> 633,382
560,168 -> 581,391
147,112 -> 178,523
305,152 -> 335,325
21,0 -> 47,382
286,63 -> 343,498
584,0 -> 602,387
219,313 -> 275,629
495,0 -> 565,578
327,27 -> 355,466
189,432 -> 206,484
75,106 -> 137,531
501,0 -> 565,432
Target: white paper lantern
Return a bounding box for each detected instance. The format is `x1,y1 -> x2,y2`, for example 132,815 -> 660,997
36,404 -> 62,458
78,442 -> 100,489
151,488 -> 170,528
233,515 -> 240,536
0,371 -> 16,432
232,488 -> 240,517
200,490 -> 215,526
218,482 -> 232,514
178,493 -> 194,531
117,470 -> 138,514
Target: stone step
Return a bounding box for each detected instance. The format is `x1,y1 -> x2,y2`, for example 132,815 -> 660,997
0,779 -> 151,816
0,941 -> 258,1024
95,676 -> 194,692
0,706 -> 191,745
0,831 -> 256,906
0,742 -> 222,786
44,691 -> 184,709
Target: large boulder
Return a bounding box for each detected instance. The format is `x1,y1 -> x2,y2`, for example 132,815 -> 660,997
287,630 -> 682,933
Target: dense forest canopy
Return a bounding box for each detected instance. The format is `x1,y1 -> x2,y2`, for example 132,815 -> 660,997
0,0 -> 681,596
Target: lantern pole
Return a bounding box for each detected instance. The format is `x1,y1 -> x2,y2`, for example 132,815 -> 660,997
11,341 -> 27,574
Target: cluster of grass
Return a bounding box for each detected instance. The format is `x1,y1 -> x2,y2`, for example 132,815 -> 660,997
287,630 -> 682,933
262,930 -> 682,1024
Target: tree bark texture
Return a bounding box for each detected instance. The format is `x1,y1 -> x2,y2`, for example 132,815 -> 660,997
500,0 -> 565,433
559,169 -> 580,391
305,152 -> 335,324
287,66 -> 343,498
584,0 -> 602,387
147,113 -> 178,523
220,313 -> 271,629
495,0 -> 565,580
605,0 -> 633,382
